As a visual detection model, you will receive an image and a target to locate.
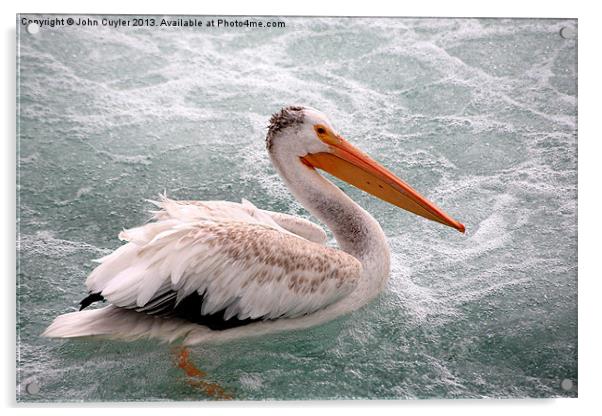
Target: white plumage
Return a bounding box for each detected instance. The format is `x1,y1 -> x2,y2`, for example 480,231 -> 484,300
86,195 -> 360,320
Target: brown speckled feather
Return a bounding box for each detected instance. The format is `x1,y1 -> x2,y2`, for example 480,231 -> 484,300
85,199 -> 361,322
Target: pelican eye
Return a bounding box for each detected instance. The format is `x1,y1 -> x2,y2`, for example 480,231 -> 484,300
314,125 -> 339,145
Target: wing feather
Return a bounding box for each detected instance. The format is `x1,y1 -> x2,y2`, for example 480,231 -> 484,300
149,195 -> 327,244
85,207 -> 361,325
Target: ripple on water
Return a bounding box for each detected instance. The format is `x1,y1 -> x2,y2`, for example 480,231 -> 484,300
17,16 -> 577,401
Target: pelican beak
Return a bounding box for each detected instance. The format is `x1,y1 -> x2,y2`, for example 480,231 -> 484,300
301,134 -> 465,233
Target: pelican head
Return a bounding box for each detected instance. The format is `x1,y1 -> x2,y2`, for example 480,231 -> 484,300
266,105 -> 465,233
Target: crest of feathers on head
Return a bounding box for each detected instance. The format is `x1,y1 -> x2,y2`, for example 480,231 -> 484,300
266,106 -> 306,150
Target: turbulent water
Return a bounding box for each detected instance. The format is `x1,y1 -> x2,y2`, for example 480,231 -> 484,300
16,16 -> 577,401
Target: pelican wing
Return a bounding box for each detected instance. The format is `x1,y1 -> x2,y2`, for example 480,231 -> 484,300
151,196 -> 327,244
262,210 -> 328,245
85,213 -> 361,325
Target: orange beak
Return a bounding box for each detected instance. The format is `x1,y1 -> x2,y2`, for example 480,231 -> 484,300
301,133 -> 465,233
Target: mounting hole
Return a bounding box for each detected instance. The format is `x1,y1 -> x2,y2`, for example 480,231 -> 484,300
559,26 -> 576,40
25,380 -> 40,395
560,378 -> 573,391
27,22 -> 40,35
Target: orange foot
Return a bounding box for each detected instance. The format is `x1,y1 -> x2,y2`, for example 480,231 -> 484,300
173,346 -> 233,400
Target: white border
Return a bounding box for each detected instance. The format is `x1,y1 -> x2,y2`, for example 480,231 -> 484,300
3,1 -> 599,415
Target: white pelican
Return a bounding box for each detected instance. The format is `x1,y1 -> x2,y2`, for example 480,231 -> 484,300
43,106 -> 464,386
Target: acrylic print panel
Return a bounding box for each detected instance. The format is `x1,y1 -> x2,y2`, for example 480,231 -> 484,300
16,15 -> 577,401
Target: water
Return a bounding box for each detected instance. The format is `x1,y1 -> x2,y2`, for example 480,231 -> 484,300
16,16 -> 577,401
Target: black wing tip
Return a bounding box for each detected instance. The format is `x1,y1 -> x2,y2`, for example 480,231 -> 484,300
136,290 -> 263,331
79,292 -> 105,311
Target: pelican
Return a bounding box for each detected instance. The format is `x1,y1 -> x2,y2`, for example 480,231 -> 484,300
43,106 -> 464,382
